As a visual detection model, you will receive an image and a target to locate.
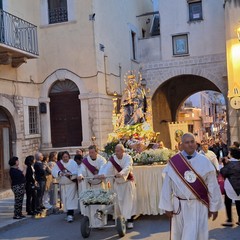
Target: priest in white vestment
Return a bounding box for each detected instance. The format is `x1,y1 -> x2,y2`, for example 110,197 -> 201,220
78,145 -> 107,215
98,144 -> 137,229
159,133 -> 223,240
52,151 -> 78,223
78,145 -> 107,190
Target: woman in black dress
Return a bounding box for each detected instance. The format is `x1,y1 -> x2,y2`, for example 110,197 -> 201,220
9,156 -> 26,219
25,155 -> 38,215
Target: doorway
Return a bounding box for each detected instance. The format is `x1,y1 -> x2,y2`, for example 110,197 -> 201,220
0,108 -> 12,189
49,80 -> 82,147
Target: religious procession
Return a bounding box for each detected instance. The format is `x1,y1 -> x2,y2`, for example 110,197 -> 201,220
1,1 -> 240,240
6,70 -> 240,240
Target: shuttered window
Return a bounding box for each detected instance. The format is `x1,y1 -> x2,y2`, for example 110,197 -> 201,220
48,0 -> 68,24
189,1 -> 202,21
29,106 -> 39,134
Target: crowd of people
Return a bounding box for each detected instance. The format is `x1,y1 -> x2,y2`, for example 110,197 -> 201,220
8,134 -> 240,238
8,144 -> 137,229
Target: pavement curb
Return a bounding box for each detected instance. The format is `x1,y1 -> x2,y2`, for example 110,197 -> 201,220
0,217 -> 30,233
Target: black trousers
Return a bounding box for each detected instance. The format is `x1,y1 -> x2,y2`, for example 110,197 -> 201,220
26,184 -> 37,213
224,194 -> 240,222
12,183 -> 25,216
67,210 -> 74,216
36,181 -> 46,210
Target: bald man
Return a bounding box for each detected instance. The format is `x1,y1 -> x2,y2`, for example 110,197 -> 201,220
159,133 -> 223,240
98,144 -> 137,229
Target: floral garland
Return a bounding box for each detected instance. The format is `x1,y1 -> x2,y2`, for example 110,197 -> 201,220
127,148 -> 175,165
80,189 -> 116,205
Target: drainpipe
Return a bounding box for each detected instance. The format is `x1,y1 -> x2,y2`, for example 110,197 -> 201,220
103,55 -> 122,97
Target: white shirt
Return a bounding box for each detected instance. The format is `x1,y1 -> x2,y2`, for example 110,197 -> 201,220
199,150 -> 219,171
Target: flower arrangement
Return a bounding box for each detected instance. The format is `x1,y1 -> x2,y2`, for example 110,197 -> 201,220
131,148 -> 175,165
107,122 -> 158,143
79,189 -> 116,205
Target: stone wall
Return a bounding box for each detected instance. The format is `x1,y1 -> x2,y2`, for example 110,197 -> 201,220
0,93 -> 41,162
141,53 -> 227,96
140,53 -> 236,144
88,95 -> 113,148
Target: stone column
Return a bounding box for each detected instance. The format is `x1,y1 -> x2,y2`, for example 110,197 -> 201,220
79,94 -> 91,147
39,97 -> 52,148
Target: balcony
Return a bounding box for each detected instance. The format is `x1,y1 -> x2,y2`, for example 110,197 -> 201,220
0,9 -> 38,68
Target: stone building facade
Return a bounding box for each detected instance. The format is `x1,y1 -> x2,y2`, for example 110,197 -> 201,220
0,0 -> 154,189
139,0 -> 239,147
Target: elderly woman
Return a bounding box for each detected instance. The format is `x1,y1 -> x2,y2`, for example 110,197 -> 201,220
220,147 -> 240,227
52,151 -> 78,222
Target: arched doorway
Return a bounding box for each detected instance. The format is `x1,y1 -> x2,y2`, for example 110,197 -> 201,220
151,74 -> 226,147
0,107 -> 12,188
49,80 -> 83,147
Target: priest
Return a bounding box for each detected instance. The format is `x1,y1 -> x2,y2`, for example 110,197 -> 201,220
98,144 -> 137,229
159,133 -> 223,240
78,145 -> 107,216
78,145 -> 107,190
52,151 -> 78,223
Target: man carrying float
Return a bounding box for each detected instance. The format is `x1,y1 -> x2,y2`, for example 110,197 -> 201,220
98,144 -> 137,229
78,145 -> 107,215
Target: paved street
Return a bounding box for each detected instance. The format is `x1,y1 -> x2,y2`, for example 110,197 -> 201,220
0,198 -> 240,240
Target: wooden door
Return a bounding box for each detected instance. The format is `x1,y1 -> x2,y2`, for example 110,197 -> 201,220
0,124 -> 11,189
50,91 -> 82,147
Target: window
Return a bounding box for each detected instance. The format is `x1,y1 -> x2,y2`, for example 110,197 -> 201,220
150,15 -> 160,36
189,1 -> 202,21
188,124 -> 194,133
28,106 -> 39,134
172,34 -> 189,56
48,0 -> 68,24
131,31 -> 136,60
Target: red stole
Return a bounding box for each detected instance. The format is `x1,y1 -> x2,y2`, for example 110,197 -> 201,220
82,158 -> 99,175
109,156 -> 134,181
169,153 -> 209,208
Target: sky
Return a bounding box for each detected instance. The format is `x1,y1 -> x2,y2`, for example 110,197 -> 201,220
153,0 -> 159,11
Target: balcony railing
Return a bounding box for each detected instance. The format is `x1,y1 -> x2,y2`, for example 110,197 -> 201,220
0,9 -> 38,56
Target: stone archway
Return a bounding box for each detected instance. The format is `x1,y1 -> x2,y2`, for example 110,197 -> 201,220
151,74 -> 225,148
39,69 -> 91,148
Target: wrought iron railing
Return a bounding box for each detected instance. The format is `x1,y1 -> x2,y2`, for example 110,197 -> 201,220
0,9 -> 38,55
49,7 -> 68,24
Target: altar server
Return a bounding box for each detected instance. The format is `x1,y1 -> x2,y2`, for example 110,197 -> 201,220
52,151 -> 78,223
159,133 -> 223,240
98,144 -> 137,229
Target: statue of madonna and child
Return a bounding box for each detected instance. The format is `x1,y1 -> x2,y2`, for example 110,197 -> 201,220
117,74 -> 147,127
